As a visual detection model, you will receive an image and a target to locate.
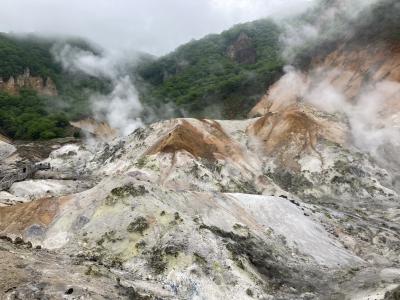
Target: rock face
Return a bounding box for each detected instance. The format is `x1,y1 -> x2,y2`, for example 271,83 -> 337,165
70,118 -> 118,141
227,33 -> 257,64
0,140 -> 16,162
0,68 -> 58,96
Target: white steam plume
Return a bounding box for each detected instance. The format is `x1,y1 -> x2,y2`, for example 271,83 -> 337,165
90,76 -> 143,136
277,66 -> 400,155
52,44 -> 143,137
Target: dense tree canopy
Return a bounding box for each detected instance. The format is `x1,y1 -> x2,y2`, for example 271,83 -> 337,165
0,90 -> 69,140
136,19 -> 284,119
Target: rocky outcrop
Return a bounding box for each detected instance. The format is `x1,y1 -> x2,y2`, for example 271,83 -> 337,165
227,33 -> 257,64
0,68 -> 58,96
70,118 -> 118,141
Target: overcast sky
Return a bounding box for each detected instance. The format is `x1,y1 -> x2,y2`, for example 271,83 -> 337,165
0,0 -> 315,56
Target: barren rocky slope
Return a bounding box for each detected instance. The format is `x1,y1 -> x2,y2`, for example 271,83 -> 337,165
1,94 -> 399,299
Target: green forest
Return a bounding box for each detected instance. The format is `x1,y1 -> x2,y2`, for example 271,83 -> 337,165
0,90 -> 69,140
137,19 -> 284,119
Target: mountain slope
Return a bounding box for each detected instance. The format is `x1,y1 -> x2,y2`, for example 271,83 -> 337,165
136,19 -> 283,119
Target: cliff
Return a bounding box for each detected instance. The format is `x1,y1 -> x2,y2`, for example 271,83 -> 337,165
0,68 -> 58,96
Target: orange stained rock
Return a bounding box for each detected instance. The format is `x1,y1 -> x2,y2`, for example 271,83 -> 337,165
145,119 -> 245,162
0,195 -> 72,235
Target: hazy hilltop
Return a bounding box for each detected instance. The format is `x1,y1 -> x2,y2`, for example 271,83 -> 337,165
136,19 -> 283,119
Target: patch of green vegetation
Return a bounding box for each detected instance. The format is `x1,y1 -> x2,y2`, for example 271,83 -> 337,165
0,33 -> 61,80
84,265 -> 102,277
333,161 -> 365,178
105,184 -> 148,206
201,158 -> 223,174
134,156 -> 159,171
246,288 -> 254,297
174,212 -> 183,222
199,224 -> 286,278
198,223 -> 323,292
324,212 -> 332,220
123,287 -> 153,300
111,185 -> 148,198
267,169 -> 313,194
193,253 -> 207,267
169,214 -> 184,226
164,244 -> 182,258
331,161 -> 386,197
127,216 -> 149,235
144,242 -> 187,274
135,240 -> 147,250
97,230 -> 122,245
135,156 -> 149,169
147,246 -> 167,274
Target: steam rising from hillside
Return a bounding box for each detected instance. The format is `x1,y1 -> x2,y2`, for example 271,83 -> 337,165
305,70 -> 400,153
53,45 -> 144,137
276,0 -> 400,158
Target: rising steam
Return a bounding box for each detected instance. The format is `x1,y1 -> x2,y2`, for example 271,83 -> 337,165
281,0 -> 382,62
52,44 -> 143,137
276,0 -> 400,159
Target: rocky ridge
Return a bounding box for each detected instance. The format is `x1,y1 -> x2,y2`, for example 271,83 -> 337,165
0,68 -> 58,96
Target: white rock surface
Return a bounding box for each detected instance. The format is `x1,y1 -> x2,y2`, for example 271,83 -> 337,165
0,140 -> 16,161
10,179 -> 83,199
0,191 -> 28,206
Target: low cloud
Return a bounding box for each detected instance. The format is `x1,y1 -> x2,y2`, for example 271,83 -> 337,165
1,0 -> 316,56
91,77 -> 143,136
280,0 -> 382,62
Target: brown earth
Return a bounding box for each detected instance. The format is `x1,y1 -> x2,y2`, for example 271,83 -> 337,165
0,196 -> 70,236
146,119 -> 245,162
